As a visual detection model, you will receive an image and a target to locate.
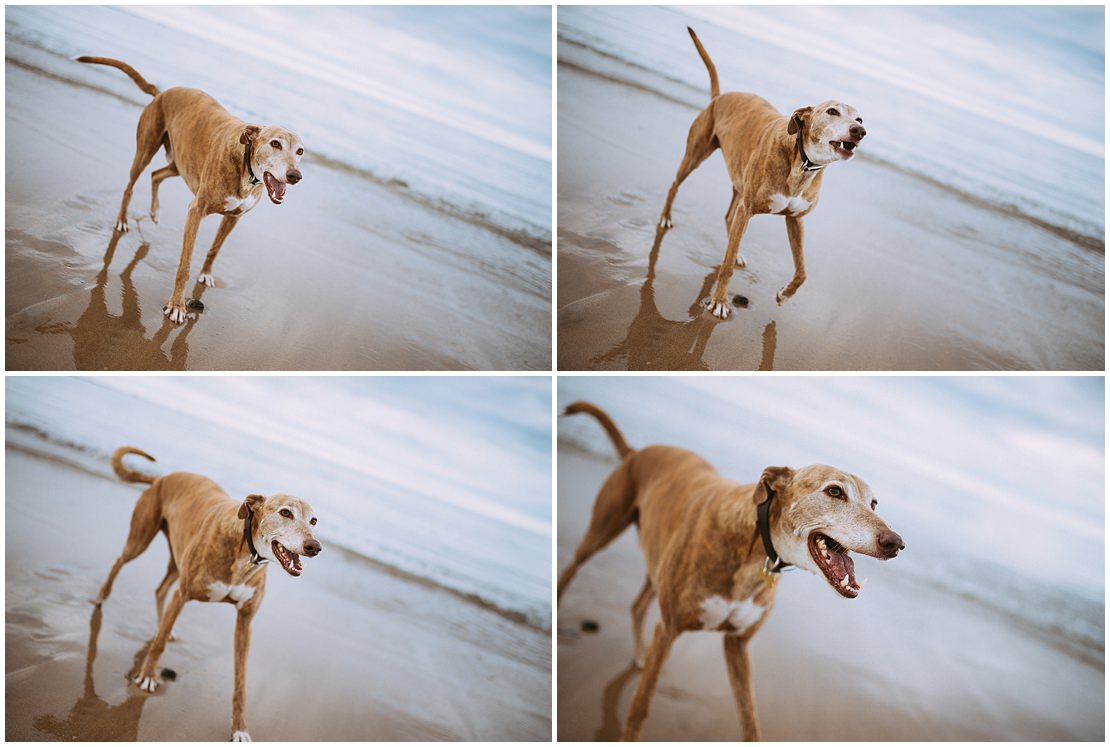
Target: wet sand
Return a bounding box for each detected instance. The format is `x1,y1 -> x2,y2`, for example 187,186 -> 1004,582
557,61 -> 1104,371
556,446 -> 1103,741
6,443 -> 551,741
5,58 -> 550,371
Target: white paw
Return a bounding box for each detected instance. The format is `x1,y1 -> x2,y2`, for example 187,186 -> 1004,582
659,216 -> 673,229
776,288 -> 791,306
150,211 -> 159,225
633,654 -> 645,670
705,299 -> 732,319
735,253 -> 747,268
163,304 -> 187,324
134,674 -> 159,692
198,273 -> 215,287
231,730 -> 252,742
115,220 -> 129,233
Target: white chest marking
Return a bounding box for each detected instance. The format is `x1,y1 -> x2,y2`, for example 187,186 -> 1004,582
208,581 -> 256,608
769,193 -> 811,215
223,192 -> 262,214
699,595 -> 766,634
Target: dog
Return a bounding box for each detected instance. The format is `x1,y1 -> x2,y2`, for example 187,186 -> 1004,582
76,57 -> 304,324
93,447 -> 322,742
557,402 -> 903,741
657,28 -> 867,319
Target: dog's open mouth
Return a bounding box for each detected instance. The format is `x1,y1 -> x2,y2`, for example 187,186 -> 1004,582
830,140 -> 858,159
809,532 -> 861,598
272,540 -> 303,577
263,172 -> 286,205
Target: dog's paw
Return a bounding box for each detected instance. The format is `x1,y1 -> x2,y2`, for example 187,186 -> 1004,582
658,216 -> 673,230
115,220 -> 129,233
735,253 -> 747,268
775,287 -> 793,306
703,297 -> 732,319
163,302 -> 188,324
133,673 -> 159,692
198,273 -> 215,288
231,730 -> 252,742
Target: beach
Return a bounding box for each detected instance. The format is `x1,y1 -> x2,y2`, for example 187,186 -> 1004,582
556,7 -> 1104,371
556,445 -> 1103,741
6,443 -> 551,741
5,7 -> 551,371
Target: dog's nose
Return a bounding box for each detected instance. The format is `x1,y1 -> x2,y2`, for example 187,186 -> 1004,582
850,123 -> 867,141
878,530 -> 903,556
304,538 -> 321,557
286,169 -> 302,185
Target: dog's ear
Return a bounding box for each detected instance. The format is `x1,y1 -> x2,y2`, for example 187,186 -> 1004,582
752,466 -> 794,504
788,107 -> 813,135
238,493 -> 266,519
239,125 -> 261,146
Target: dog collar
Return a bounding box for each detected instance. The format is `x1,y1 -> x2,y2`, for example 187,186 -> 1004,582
794,117 -> 825,173
755,489 -> 791,575
243,140 -> 261,186
242,507 -> 269,566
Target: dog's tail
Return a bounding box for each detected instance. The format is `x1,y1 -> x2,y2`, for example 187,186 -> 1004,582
111,446 -> 157,484
687,27 -> 720,99
76,56 -> 160,97
565,401 -> 633,458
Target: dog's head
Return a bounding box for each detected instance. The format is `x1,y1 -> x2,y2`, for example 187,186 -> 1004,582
788,101 -> 866,166
755,465 -> 902,598
241,125 -> 304,205
239,493 -> 321,577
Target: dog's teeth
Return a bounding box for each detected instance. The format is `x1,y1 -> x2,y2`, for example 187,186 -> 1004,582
841,573 -> 849,588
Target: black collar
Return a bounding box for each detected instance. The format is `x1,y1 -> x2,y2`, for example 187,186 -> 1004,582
242,507 -> 269,566
243,140 -> 261,186
794,116 -> 825,173
756,488 -> 791,575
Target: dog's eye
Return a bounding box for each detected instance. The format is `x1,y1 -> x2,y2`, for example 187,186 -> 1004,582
826,107 -> 840,116
825,485 -> 844,498
270,140 -> 282,150
310,517 -> 317,526
871,499 -> 878,510
296,148 -> 304,156
280,508 -> 293,519
856,117 -> 863,124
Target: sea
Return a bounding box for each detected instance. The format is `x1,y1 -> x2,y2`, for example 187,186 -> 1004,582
558,376 -> 1104,668
5,5 -> 552,251
559,5 -> 1104,252
6,377 -> 552,630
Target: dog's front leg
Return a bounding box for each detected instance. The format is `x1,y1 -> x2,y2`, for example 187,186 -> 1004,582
134,587 -> 186,692
230,608 -> 256,741
199,214 -> 241,287
621,621 -> 677,741
164,201 -> 205,324
707,207 -> 751,319
776,215 -> 806,305
723,635 -> 761,741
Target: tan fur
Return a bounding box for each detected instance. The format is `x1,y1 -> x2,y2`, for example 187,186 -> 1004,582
77,56 -> 304,324
95,446 -> 321,741
657,28 -> 867,318
558,403 -> 903,741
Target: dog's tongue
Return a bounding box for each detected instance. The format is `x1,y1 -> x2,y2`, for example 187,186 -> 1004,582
263,172 -> 286,204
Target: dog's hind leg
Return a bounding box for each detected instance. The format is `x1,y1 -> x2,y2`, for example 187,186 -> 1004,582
149,158 -> 179,225
94,488 -> 163,605
557,459 -> 637,603
622,621 -> 677,741
724,635 -> 761,741
631,578 -> 656,668
153,549 -> 179,640
115,104 -> 166,233
659,107 -> 718,230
